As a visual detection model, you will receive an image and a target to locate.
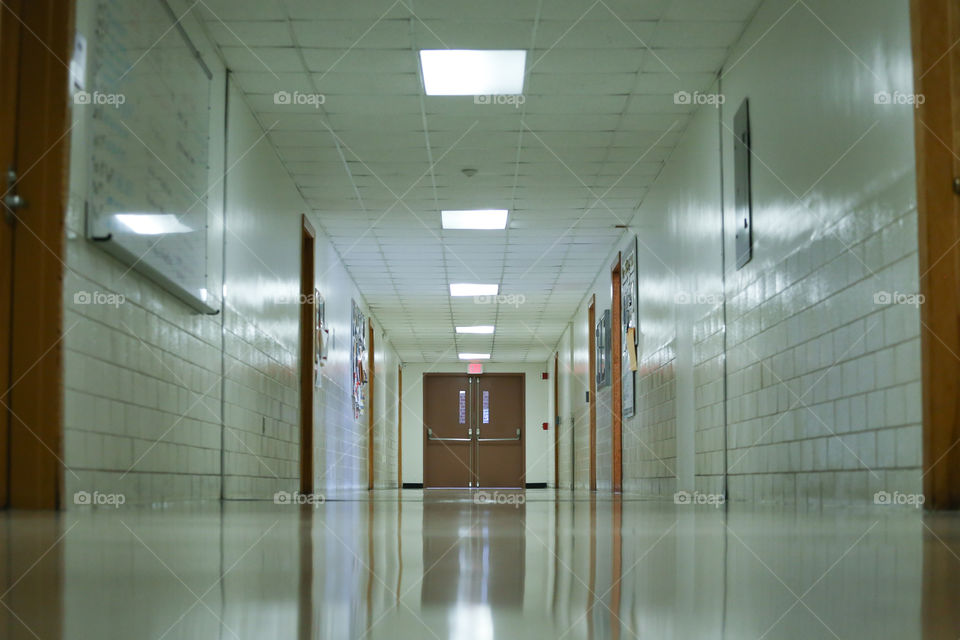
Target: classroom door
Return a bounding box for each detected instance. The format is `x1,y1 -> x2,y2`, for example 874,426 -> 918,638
1,0 -> 70,509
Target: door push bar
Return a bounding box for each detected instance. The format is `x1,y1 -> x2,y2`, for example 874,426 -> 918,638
477,428 -> 522,442
426,428 -> 472,442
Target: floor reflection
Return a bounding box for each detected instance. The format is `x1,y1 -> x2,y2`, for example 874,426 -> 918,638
0,492 -> 958,639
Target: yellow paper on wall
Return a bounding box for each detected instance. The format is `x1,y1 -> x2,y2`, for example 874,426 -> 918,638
626,327 -> 638,371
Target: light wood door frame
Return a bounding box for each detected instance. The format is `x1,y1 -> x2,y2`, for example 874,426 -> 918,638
0,0 -> 17,510
553,352 -> 559,488
299,215 -> 315,495
2,0 -> 72,509
367,320 -> 375,489
911,0 -> 960,509
610,254 -> 623,493
588,295 -> 597,491
397,364 -> 403,488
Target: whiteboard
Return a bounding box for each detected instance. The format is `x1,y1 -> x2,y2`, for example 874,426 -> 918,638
85,0 -> 217,313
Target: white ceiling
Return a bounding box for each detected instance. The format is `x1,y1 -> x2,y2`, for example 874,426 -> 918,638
195,0 -> 761,363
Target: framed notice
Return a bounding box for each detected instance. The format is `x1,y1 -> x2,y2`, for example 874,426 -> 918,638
314,289 -> 325,388
596,309 -> 611,388
621,237 -> 638,418
351,300 -> 366,419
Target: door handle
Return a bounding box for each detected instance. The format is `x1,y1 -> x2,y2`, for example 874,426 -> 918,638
476,428 -> 522,442
3,193 -> 25,211
426,428 -> 471,442
4,168 -> 27,223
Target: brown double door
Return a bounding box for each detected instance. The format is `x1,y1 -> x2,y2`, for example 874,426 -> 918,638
423,373 -> 525,488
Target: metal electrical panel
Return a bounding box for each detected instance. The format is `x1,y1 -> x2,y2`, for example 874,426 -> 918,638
734,99 -> 753,269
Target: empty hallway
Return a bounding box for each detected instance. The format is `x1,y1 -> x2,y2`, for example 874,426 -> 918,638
2,0 -> 960,638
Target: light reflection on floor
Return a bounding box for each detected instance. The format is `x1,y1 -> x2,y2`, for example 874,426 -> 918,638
1,491 -> 958,639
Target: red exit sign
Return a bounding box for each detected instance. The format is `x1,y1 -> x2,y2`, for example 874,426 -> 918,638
467,363 -> 483,374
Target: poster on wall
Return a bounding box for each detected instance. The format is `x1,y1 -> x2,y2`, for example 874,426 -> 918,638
314,290 -> 327,389
596,309 -> 611,388
621,237 -> 639,418
351,299 -> 367,419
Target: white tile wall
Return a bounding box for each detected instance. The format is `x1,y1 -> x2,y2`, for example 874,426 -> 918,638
63,1 -> 400,506
552,0 -> 922,505
552,326 -> 575,489
624,343 -> 679,496
571,303 -> 601,490
693,306 -> 726,496
62,256 -> 225,504
719,0 -> 921,503
724,201 -> 922,503
373,330 -> 400,488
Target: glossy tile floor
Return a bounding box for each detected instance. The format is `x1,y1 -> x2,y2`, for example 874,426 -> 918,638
1,491 -> 959,639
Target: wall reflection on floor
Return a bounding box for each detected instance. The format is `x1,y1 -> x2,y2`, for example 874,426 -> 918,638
0,493 -> 958,639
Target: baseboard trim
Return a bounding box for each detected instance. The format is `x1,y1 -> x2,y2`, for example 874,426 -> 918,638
525,482 -> 547,489
402,482 -> 423,489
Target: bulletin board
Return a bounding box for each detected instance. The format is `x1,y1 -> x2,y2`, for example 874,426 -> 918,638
314,290 -> 328,388
84,0 -> 217,313
621,237 -> 639,418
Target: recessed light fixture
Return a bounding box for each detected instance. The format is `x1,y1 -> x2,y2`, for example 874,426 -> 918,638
459,353 -> 491,360
442,209 -> 508,230
419,50 -> 526,96
450,283 -> 498,297
456,325 -> 495,334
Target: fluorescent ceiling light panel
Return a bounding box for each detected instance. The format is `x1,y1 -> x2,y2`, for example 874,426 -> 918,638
456,325 -> 495,334
115,213 -> 192,235
449,283 -> 499,297
459,353 -> 491,360
420,50 -> 526,96
442,209 -> 508,230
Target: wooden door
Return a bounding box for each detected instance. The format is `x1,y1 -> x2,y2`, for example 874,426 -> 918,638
0,0 -> 19,509
588,296 -> 597,491
912,0 -> 960,508
554,353 -> 559,488
367,320 -> 375,489
474,373 -> 525,488
1,0 -> 71,509
299,215 -> 315,495
611,256 -> 622,493
423,374 -> 473,488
